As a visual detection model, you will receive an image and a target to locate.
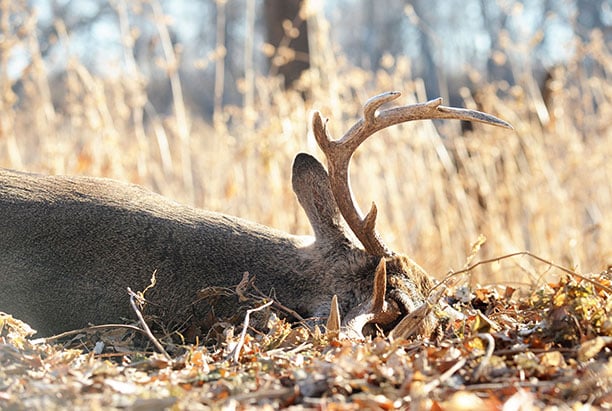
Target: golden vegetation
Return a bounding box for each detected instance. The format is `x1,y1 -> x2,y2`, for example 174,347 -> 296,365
1,3 -> 611,408
0,1 -> 609,288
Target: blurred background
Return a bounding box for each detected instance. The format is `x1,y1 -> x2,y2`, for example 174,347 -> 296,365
0,0 -> 609,286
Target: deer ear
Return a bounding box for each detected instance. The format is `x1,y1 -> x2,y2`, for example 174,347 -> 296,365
292,153 -> 349,244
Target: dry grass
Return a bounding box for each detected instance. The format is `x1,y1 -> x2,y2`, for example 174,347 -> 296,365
0,2 -> 609,288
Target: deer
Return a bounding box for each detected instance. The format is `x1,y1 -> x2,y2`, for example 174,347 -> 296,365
0,92 -> 511,339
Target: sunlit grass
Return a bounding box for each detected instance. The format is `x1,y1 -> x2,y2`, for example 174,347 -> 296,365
0,1 -> 609,287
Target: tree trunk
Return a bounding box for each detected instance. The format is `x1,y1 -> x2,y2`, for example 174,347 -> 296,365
264,0 -> 310,89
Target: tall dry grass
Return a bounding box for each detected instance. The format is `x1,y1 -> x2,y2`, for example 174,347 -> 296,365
0,1 -> 609,287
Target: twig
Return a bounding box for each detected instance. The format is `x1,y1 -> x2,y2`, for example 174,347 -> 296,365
236,272 -> 253,301
267,342 -> 313,357
250,283 -> 306,323
458,380 -> 563,391
230,300 -> 274,364
31,324 -> 147,345
422,357 -> 468,394
127,287 -> 172,362
432,251 -> 612,294
493,346 -> 576,357
418,333 -> 494,394
472,333 -> 495,381
229,386 -> 297,405
96,351 -> 158,359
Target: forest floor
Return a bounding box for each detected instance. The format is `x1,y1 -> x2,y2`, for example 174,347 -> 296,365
1,263 -> 610,410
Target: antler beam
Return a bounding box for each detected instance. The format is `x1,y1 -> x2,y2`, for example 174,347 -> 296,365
312,91 -> 513,257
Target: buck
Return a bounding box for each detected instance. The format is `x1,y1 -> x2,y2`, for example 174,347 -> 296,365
0,92 -> 511,339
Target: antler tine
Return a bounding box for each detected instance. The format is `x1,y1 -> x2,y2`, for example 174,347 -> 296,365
363,91 -> 402,129
379,97 -> 514,130
312,111 -> 392,256
312,91 -> 512,257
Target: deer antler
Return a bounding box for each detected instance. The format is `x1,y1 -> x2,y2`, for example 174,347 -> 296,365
312,91 -> 513,257
342,258 -> 402,339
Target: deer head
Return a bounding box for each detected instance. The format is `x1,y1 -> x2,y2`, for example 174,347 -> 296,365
307,91 -> 512,338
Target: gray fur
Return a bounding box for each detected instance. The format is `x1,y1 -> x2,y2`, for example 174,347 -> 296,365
0,154 -> 399,336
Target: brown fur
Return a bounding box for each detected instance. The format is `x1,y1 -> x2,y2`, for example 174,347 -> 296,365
0,154 -> 433,337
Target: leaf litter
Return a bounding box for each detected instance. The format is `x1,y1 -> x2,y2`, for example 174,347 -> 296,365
0,263 -> 611,410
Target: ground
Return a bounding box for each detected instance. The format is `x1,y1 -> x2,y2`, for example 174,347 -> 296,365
1,263 -> 610,410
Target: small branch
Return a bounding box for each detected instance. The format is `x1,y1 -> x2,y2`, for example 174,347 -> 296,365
230,300 -> 274,364
31,324 -> 147,345
422,357 -> 468,394
432,251 -> 612,294
250,283 -> 306,323
472,333 -> 496,381
127,287 -> 172,362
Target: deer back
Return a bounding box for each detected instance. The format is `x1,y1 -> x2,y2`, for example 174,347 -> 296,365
0,160 -> 380,336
